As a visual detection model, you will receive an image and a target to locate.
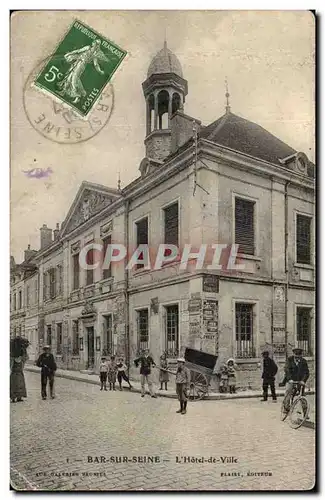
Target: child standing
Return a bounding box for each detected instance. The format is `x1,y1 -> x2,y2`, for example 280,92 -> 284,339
99,357 -> 108,391
226,358 -> 238,394
116,358 -> 132,391
159,352 -> 169,391
107,355 -> 118,391
219,363 -> 229,393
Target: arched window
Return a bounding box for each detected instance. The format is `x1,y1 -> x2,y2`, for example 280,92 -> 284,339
157,90 -> 169,129
172,93 -> 181,115
147,94 -> 155,133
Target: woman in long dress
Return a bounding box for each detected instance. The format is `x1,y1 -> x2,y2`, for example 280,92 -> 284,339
57,39 -> 109,103
159,352 -> 169,390
10,356 -> 27,403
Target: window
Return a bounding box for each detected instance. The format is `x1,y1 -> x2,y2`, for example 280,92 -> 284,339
235,198 -> 255,255
43,272 -> 47,301
102,235 -> 112,280
18,290 -> 22,309
35,281 -> 38,304
72,320 -> 79,355
164,305 -> 179,358
296,214 -> 312,264
164,202 -> 179,246
86,244 -> 94,286
136,218 -> 148,269
56,323 -> 62,354
13,293 -> 16,311
47,325 -> 52,346
73,254 -> 80,290
296,307 -> 312,355
57,265 -> 63,295
137,309 -> 149,352
49,268 -> 56,298
103,315 -> 113,355
26,286 -> 30,307
235,303 -> 255,358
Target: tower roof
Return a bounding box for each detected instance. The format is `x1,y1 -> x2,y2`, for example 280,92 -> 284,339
147,41 -> 183,78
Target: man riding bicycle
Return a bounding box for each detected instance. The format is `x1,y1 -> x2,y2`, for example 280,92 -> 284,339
279,347 -> 309,413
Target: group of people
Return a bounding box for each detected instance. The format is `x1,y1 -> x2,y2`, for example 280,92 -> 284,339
10,343 -> 310,418
133,348 -> 190,414
218,358 -> 238,394
261,347 -> 309,411
99,356 -> 133,391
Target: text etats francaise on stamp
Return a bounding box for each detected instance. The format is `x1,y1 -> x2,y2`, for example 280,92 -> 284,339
33,20 -> 127,117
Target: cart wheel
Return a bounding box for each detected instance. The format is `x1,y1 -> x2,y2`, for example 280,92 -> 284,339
289,396 -> 309,429
188,372 -> 208,401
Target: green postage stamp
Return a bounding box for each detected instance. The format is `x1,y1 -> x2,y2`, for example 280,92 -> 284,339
34,20 -> 127,117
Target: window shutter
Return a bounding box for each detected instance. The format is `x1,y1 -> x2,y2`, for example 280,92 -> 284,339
296,214 -> 311,264
102,320 -> 106,354
136,218 -> 148,245
43,273 -> 46,300
103,235 -> 112,279
164,203 -> 179,246
235,198 -> 255,255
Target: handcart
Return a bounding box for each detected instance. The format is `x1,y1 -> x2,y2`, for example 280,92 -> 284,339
157,347 -> 218,401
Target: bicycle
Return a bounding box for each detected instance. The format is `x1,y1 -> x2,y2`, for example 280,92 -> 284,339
280,381 -> 309,429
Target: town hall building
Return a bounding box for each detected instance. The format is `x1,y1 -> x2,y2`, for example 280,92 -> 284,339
10,42 -> 315,389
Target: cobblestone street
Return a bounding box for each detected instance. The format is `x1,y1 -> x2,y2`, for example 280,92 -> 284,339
10,372 -> 315,491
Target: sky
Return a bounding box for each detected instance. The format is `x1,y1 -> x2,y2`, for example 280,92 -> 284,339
11,10 -> 315,262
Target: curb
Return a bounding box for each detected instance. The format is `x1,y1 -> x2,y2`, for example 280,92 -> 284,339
24,366 -> 315,401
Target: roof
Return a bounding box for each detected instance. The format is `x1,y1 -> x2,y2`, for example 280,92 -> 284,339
200,112 -> 297,166
147,41 -> 183,78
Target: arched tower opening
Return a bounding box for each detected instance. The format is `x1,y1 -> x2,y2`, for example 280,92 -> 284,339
157,90 -> 169,129
172,92 -> 182,115
147,94 -> 155,134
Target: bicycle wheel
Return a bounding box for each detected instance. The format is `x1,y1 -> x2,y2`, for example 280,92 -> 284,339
281,399 -> 289,421
289,396 -> 309,429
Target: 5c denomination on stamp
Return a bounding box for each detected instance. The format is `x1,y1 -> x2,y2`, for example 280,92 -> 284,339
33,20 -> 127,117
24,55 -> 114,144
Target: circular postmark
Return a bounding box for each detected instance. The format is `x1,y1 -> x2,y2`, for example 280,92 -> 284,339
23,55 -> 114,144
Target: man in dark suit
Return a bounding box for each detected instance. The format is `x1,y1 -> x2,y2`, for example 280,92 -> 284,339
261,350 -> 278,402
279,347 -> 309,412
36,345 -> 57,400
134,349 -> 157,398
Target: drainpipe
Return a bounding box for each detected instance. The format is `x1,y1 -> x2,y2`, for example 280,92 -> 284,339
124,198 -> 130,375
284,180 -> 291,360
271,179 -> 274,348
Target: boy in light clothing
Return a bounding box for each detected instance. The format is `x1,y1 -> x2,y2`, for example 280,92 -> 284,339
117,358 -> 133,391
99,357 -> 108,391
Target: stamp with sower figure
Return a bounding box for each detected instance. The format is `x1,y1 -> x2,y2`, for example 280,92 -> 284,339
33,20 -> 127,118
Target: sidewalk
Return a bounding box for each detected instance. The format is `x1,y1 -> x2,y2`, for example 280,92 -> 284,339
24,365 -> 315,401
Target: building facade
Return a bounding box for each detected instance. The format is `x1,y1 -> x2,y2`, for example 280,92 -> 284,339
10,43 -> 315,389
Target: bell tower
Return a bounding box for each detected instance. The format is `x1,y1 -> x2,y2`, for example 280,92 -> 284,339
142,42 -> 188,163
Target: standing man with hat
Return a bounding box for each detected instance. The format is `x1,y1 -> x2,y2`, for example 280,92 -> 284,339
261,350 -> 278,402
279,347 -> 310,413
175,357 -> 191,415
134,349 -> 157,398
36,345 -> 57,400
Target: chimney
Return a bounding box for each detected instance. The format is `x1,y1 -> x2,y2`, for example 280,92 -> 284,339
24,244 -> 37,262
53,223 -> 60,241
40,224 -> 53,249
170,111 -> 201,154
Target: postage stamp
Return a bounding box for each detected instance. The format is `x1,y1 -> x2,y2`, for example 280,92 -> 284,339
33,20 -> 127,117
24,56 -> 114,144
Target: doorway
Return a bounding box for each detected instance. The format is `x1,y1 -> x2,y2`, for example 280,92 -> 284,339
87,326 -> 95,369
